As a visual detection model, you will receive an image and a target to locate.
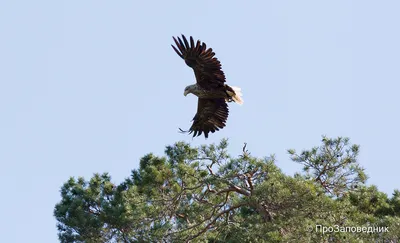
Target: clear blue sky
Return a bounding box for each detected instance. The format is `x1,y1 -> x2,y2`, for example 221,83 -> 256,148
1,1 -> 399,242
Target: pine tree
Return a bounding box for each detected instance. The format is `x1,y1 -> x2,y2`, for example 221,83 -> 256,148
54,137 -> 400,242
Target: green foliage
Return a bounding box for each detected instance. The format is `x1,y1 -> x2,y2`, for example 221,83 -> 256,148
54,137 -> 400,242
288,136 -> 367,197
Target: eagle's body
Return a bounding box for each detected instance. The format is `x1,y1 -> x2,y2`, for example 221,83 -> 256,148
184,84 -> 240,101
172,35 -> 243,138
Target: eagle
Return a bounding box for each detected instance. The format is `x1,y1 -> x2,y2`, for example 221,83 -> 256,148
172,35 -> 243,138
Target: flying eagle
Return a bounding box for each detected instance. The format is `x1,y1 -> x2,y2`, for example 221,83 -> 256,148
172,35 -> 243,138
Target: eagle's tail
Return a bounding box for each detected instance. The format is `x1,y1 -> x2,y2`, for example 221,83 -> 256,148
230,86 -> 244,105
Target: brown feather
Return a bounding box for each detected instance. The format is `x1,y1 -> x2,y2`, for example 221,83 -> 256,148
172,35 -> 232,138
185,98 -> 229,138
182,35 -> 190,49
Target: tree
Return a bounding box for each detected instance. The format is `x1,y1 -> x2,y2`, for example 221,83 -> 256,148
54,137 -> 400,242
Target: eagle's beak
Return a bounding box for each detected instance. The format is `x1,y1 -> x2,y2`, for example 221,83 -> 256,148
184,90 -> 189,96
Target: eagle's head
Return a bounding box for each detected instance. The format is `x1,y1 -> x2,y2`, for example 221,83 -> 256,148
184,84 -> 197,96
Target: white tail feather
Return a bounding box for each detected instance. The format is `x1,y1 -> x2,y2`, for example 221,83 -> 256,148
230,86 -> 244,105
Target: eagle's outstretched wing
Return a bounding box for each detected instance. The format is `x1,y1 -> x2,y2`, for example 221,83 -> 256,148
171,35 -> 226,90
180,98 -> 228,138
